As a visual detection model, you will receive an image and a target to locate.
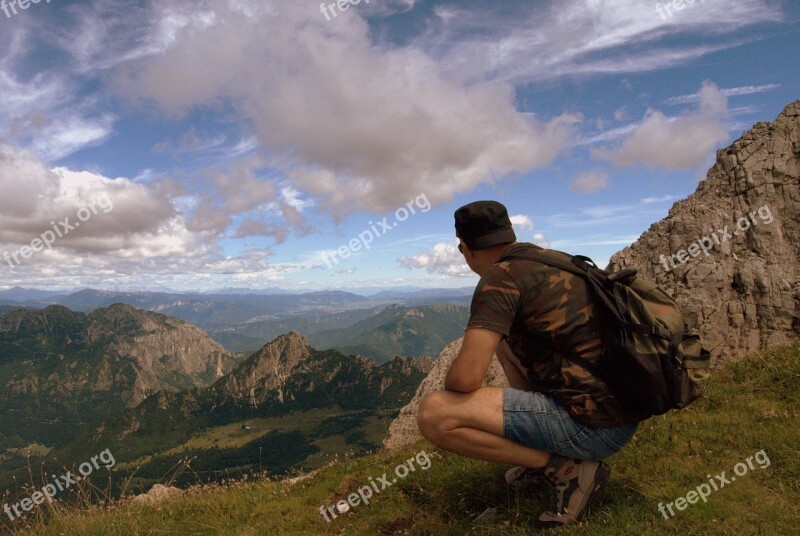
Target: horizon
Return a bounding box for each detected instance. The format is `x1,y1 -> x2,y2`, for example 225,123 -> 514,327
1,0 -> 798,292
0,284 -> 477,297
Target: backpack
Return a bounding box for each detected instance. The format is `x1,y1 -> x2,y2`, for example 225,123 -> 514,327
501,246 -> 711,420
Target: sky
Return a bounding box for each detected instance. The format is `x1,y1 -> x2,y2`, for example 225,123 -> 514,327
0,0 -> 797,294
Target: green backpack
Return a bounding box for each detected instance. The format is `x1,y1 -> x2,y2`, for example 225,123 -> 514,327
502,246 -> 711,420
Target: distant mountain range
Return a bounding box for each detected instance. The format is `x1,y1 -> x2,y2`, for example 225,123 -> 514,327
0,287 -> 475,353
309,304 -> 470,363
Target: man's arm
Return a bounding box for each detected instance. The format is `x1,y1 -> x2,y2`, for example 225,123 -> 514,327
444,328 -> 503,393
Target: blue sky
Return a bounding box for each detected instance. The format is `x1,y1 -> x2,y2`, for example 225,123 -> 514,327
0,0 -> 797,293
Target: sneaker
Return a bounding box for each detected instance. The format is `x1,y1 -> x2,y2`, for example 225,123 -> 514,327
503,465 -> 548,491
535,459 -> 611,529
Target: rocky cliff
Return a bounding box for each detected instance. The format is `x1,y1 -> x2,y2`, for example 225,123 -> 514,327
609,100 -> 800,364
214,331 -> 313,405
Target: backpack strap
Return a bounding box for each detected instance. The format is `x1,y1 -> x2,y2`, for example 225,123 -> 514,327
499,246 -> 594,278
501,247 -> 622,322
501,247 -> 673,342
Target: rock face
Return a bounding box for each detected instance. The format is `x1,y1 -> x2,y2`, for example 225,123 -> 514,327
609,100 -> 800,364
381,338 -> 508,452
214,331 -> 313,405
211,331 -> 434,412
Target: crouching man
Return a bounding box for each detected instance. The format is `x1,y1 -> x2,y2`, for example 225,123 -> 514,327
417,200 -> 640,529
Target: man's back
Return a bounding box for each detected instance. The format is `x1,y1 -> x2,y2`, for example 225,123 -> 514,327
466,243 -> 638,427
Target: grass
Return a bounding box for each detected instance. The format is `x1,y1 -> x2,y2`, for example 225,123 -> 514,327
5,342 -> 799,535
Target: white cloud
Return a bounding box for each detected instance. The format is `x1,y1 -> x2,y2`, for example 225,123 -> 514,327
415,0 -> 784,84
592,82 -> 730,170
545,195 -> 676,228
510,214 -> 534,233
510,214 -> 548,246
398,242 -> 472,277
0,144 -> 232,285
550,236 -> 641,248
113,0 -> 577,217
532,233 -> 550,248
569,170 -> 610,194
29,113 -> 115,161
664,83 -> 781,105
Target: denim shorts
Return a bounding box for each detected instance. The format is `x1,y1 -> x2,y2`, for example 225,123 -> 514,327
502,388 -> 638,461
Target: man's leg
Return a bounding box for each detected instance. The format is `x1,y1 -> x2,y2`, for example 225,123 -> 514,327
490,342 -> 554,488
417,387 -> 615,528
416,387 -> 551,469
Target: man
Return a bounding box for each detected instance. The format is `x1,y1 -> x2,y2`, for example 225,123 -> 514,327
417,200 -> 640,529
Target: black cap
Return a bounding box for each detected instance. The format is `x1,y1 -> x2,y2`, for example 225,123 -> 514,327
454,200 -> 516,250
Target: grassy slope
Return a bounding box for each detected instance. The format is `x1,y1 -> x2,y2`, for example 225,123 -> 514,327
8,343 -> 799,536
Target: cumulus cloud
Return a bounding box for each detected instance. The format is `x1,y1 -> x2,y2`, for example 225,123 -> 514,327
399,217 -> 552,276
510,214 -> 534,234
569,170 -> 610,194
398,242 -> 472,277
184,157 -> 295,242
0,144 -> 216,279
115,0 -> 577,217
509,215 -> 550,247
592,82 -> 730,170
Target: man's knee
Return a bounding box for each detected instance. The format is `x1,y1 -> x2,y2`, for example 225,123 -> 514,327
417,391 -> 447,441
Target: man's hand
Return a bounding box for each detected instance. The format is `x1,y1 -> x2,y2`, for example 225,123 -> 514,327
444,328 -> 503,393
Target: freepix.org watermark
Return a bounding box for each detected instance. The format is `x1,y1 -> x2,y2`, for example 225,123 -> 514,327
658,449 -> 770,520
2,195 -> 113,270
320,0 -> 371,21
319,450 -> 432,522
3,448 -> 115,522
655,0 -> 708,21
659,204 -> 773,273
1,0 -> 53,20
322,193 -> 430,269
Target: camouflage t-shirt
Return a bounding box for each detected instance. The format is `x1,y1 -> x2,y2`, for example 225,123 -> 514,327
467,243 -> 640,428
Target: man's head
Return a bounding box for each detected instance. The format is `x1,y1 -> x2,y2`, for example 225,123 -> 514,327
454,200 -> 517,275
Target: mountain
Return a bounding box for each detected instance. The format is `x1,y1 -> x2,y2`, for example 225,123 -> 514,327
0,304 -> 239,452
0,288 -> 476,354
0,287 -> 64,302
0,304 -> 28,315
36,289 -> 373,325
42,332 -> 432,491
609,100 -> 800,364
205,306 -> 386,353
308,304 -> 471,363
367,287 -> 474,300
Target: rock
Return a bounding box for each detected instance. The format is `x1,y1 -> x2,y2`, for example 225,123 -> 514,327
381,338 -> 508,452
131,484 -> 183,505
473,507 -> 499,525
608,100 -> 800,366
